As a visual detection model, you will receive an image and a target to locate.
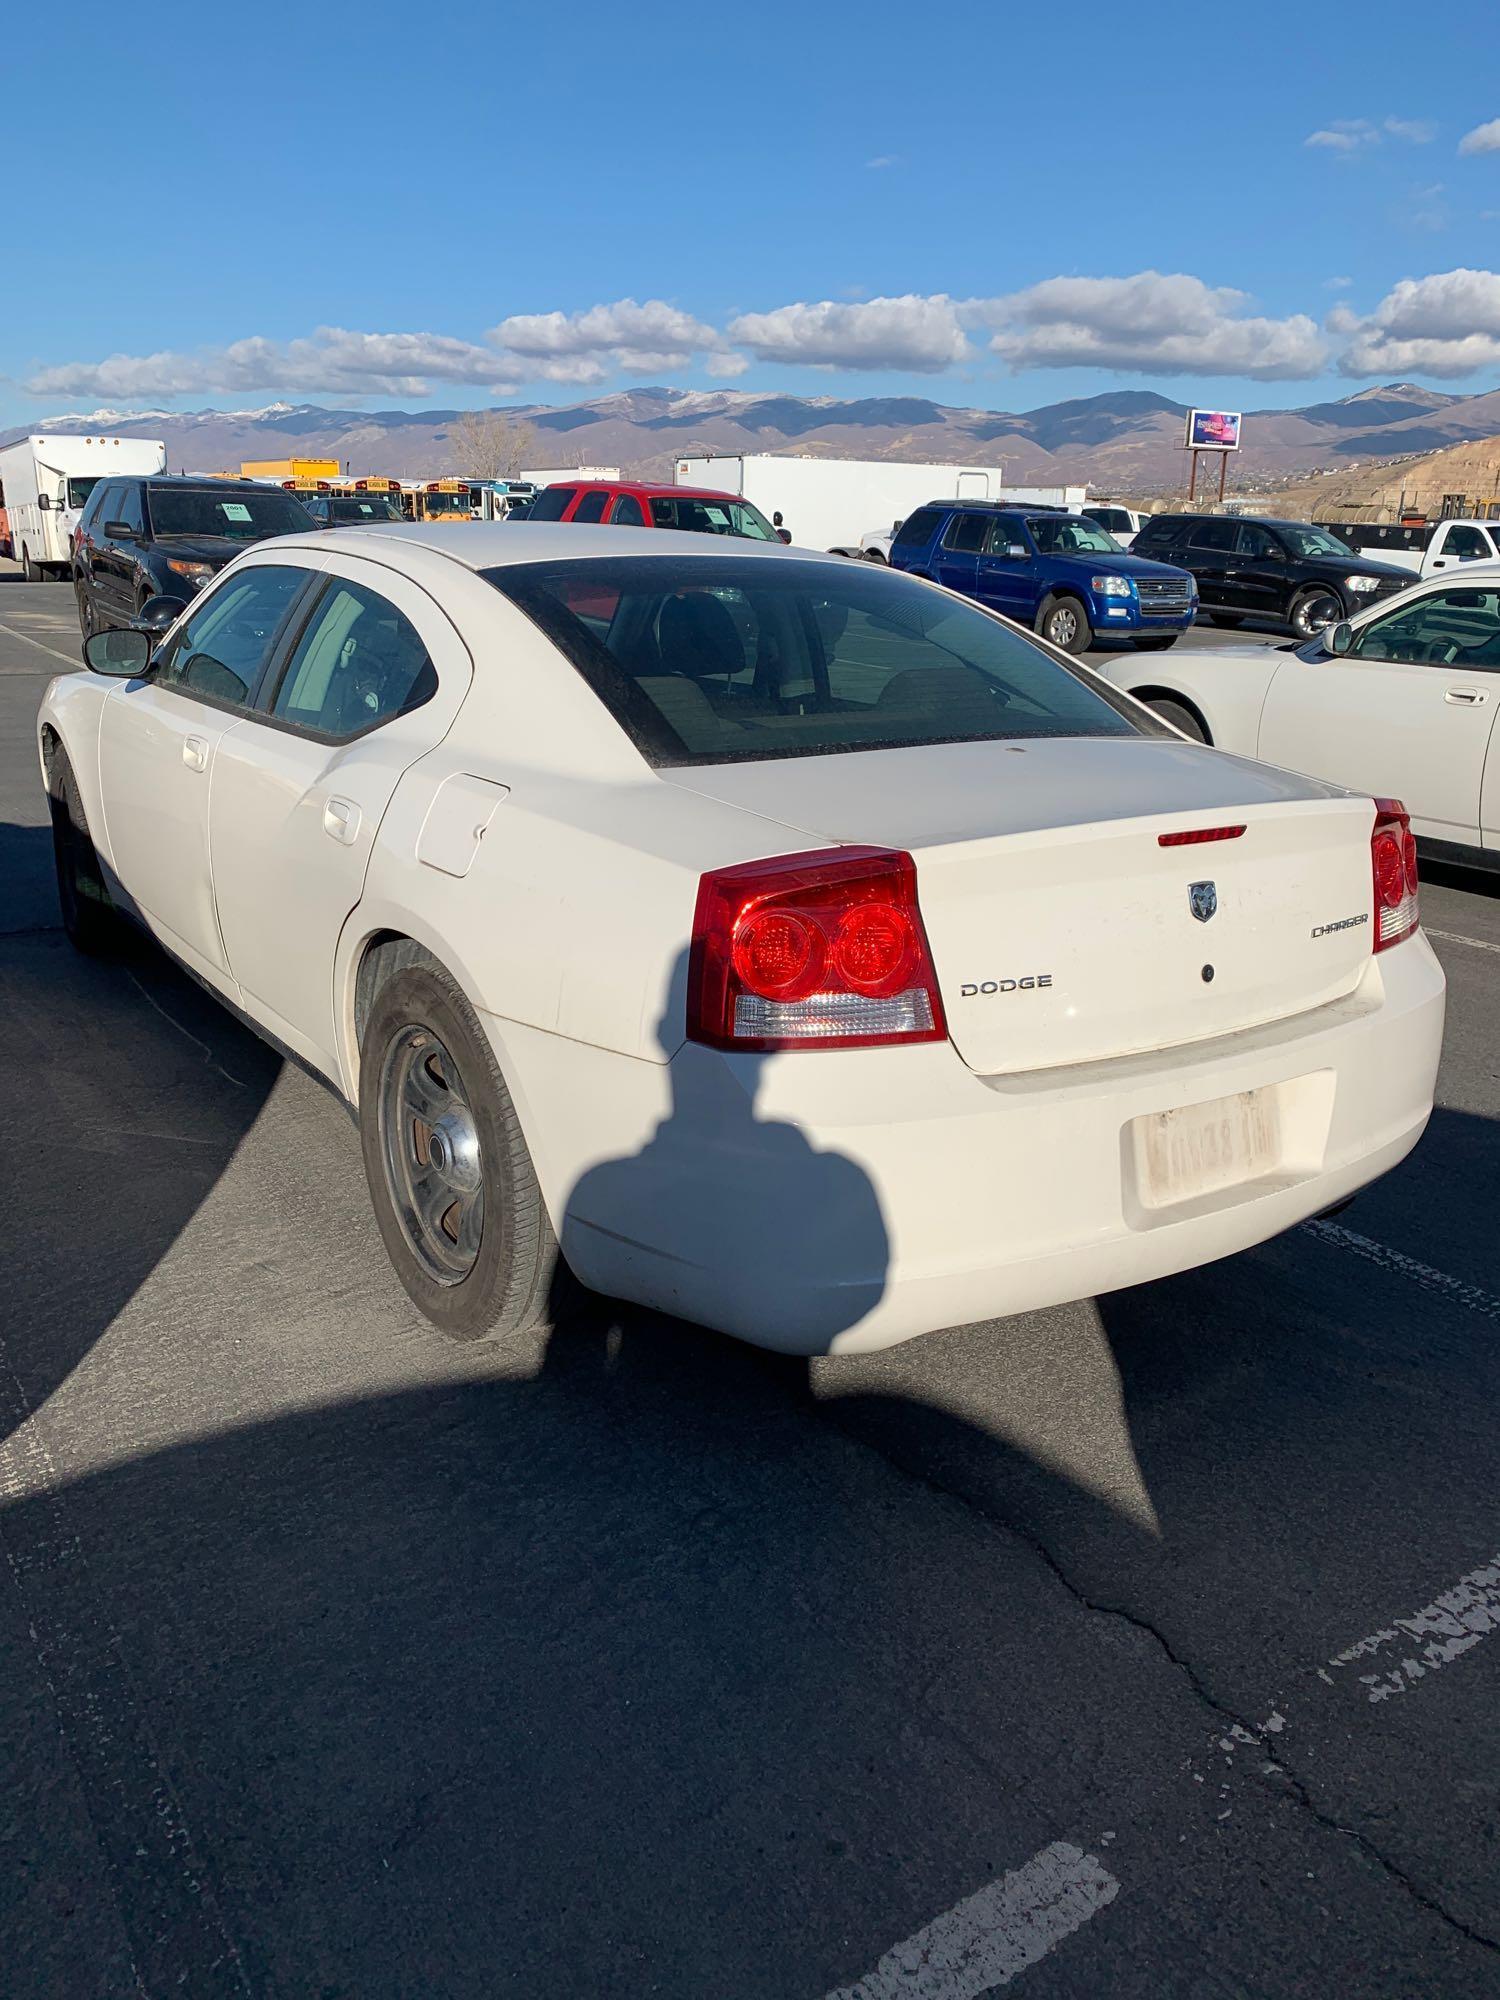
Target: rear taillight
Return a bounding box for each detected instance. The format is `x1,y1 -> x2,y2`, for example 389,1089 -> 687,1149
688,847 -> 948,1052
1371,797 -> 1419,951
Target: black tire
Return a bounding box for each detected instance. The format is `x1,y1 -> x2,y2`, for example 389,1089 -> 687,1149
359,945 -> 565,1344
862,547 -> 887,563
1133,635 -> 1178,651
1144,697 -> 1208,742
1207,613 -> 1244,629
1037,594 -> 1092,654
20,545 -> 37,583
1289,586 -> 1341,641
48,749 -> 125,953
77,585 -> 96,643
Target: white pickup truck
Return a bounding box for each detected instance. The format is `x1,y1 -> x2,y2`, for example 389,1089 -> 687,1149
1314,516 -> 1500,579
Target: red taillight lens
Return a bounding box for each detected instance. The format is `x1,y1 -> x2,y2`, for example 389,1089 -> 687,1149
1371,797 -> 1419,951
688,847 -> 947,1051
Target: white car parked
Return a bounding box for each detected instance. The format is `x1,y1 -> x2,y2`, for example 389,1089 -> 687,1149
39,524 -> 1445,1355
1095,566 -> 1500,867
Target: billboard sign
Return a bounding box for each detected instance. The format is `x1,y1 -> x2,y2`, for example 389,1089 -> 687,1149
1185,409 -> 1241,452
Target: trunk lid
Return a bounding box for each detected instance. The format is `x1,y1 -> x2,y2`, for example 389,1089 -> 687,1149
662,738 -> 1377,1075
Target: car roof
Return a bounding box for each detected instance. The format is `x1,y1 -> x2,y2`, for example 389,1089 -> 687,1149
545,477 -> 746,502
135,474 -> 274,491
258,521 -> 830,570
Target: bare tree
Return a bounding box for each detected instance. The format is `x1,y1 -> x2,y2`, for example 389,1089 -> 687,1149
448,409 -> 537,480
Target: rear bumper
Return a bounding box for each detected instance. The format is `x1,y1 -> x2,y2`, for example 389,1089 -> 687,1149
488,934 -> 1445,1356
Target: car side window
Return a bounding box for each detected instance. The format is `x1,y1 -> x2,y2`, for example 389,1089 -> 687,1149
983,517 -> 1027,555
154,565 -> 311,708
608,492 -> 645,526
572,489 -> 609,524
944,512 -> 991,554
1236,525 -> 1275,558
1444,524 -> 1488,562
92,483 -> 124,531
115,484 -> 144,536
270,576 -> 438,737
1349,586 -> 1500,669
1190,520 -> 1238,553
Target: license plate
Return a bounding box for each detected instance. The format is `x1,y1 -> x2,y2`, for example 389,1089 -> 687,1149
1131,1087 -> 1281,1209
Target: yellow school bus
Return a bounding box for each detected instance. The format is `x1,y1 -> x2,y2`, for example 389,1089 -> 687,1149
400,478 -> 472,524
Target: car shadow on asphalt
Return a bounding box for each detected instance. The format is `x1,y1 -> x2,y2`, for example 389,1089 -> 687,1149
2,830 -> 1495,1994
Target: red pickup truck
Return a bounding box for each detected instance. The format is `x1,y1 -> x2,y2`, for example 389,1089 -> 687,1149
525,478 -> 785,542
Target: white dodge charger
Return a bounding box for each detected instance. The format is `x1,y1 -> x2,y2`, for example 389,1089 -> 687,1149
39,523 -> 1445,1354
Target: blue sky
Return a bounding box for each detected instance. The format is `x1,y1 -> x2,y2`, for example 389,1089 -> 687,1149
6,1 -> 1500,426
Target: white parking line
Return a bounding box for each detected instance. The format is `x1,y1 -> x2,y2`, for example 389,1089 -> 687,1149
821,1842 -> 1119,2000
1321,1553 -> 1500,1704
1425,928 -> 1500,957
0,617 -> 79,668
1304,1219 -> 1500,1324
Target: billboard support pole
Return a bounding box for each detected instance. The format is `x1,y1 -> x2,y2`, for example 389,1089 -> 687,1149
1217,451 -> 1228,505
1187,450 -> 1198,504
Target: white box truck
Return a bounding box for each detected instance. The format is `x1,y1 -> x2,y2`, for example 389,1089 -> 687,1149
0,433 -> 166,579
674,453 -> 1009,556
522,464 -> 620,490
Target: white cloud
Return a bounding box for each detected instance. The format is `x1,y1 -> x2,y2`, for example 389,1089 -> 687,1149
1336,267 -> 1500,375
1306,116 -> 1434,152
489,298 -> 726,380
865,154 -> 900,170
1325,274 -> 1354,290
27,327 -> 513,401
726,294 -> 969,371
971,271 -> 1325,380
1458,118 -> 1500,156
1306,121 -> 1378,152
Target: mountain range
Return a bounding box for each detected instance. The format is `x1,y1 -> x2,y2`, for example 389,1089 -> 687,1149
7,381 -> 1500,497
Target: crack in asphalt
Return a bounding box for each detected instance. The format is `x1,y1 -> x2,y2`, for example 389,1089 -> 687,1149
812,1401 -> 1500,1962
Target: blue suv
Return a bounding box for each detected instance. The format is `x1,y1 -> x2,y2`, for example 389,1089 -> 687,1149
888,501 -> 1197,653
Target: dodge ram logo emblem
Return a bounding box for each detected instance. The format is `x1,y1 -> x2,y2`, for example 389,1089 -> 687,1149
1189,880 -> 1217,923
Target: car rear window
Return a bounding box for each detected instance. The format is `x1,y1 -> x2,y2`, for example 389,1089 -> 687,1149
481,555 -> 1155,768
526,487 -> 574,521
892,507 -> 943,549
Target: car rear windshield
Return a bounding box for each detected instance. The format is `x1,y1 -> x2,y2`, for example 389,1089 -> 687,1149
648,495 -> 779,540
331,495 -> 404,522
482,555 -> 1154,767
148,488 -> 314,539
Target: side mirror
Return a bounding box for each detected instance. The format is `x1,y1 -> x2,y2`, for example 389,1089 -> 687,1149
136,594 -> 187,631
104,519 -> 136,540
83,628 -> 152,677
1006,543 -> 1029,561
37,493 -> 51,511
1324,621 -> 1354,656
776,528 -> 791,544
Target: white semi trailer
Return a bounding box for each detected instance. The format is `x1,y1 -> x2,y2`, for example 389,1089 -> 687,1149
674,453 -> 1011,556
0,433 -> 166,579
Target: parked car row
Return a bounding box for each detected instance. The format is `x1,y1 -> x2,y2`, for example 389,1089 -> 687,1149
1098,565 -> 1500,871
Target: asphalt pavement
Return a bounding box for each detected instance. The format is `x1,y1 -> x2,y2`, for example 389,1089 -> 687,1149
2,565 -> 1498,1999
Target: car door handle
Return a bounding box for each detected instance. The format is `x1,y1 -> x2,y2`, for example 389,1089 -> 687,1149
1444,686 -> 1489,706
182,735 -> 208,771
323,795 -> 362,844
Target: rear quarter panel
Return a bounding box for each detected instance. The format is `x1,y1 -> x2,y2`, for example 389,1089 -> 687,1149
36,671 -> 114,862
1098,649 -> 1281,755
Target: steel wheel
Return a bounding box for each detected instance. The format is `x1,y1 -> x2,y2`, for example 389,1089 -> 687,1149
378,1024 -> 485,1285
1291,589 -> 1340,640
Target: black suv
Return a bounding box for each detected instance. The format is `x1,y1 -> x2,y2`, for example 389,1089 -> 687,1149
72,477 -> 315,640
1130,513 -> 1412,639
